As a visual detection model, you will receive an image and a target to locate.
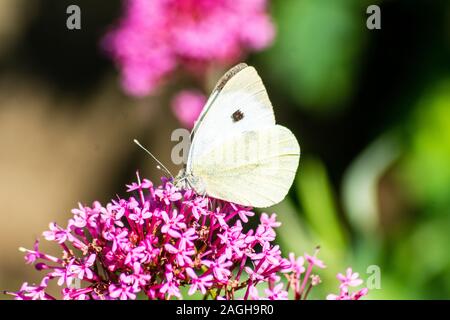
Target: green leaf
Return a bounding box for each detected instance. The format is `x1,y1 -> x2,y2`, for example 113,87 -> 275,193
296,156 -> 347,260
261,0 -> 365,113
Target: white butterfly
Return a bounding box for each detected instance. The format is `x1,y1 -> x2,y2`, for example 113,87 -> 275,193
136,63 -> 300,208
174,63 -> 300,208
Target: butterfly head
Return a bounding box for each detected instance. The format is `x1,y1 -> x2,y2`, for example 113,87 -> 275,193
174,168 -> 206,196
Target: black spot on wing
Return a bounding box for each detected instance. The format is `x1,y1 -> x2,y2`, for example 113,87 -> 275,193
231,109 -> 244,122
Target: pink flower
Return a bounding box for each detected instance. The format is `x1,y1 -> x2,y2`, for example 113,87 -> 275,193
351,288 -> 369,300
288,253 -> 305,275
155,183 -> 182,205
305,252 -> 326,269
126,178 -> 152,192
21,240 -> 42,264
111,229 -> 129,252
102,0 -> 275,96
186,268 -> 214,295
43,223 -> 73,244
160,266 -> 181,299
127,262 -> 151,290
12,277 -> 52,300
327,269 -> 369,300
217,231 -> 244,260
251,243 -> 282,266
248,284 -> 260,300
337,268 -> 364,289
265,283 -> 288,300
62,288 -> 90,300
69,254 -> 96,280
211,208 -> 227,228
236,208 -> 255,223
51,266 -> 75,287
101,203 -> 125,228
164,243 -> 195,267
171,90 -> 206,128
184,195 -> 208,220
260,213 -> 282,228
128,203 -> 152,225
69,204 -> 88,228
178,228 -> 198,250
109,274 -> 137,300
245,266 -> 265,282
202,255 -> 233,283
8,173 -> 368,300
160,209 -> 186,238
254,224 -> 276,243
124,245 -> 148,265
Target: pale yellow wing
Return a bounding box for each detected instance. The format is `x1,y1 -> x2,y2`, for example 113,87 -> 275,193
190,125 -> 300,208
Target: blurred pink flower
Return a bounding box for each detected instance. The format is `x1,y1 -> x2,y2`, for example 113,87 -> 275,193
103,0 -> 275,96
305,252 -> 326,269
171,90 -> 206,128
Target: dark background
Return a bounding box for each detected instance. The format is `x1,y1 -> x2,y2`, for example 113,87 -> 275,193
0,0 -> 449,299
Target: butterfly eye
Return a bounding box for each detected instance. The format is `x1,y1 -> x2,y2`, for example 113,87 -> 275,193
231,110 -> 244,122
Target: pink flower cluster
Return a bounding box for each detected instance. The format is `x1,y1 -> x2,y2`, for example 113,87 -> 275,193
103,0 -> 275,96
327,268 -> 369,300
7,174 -> 368,300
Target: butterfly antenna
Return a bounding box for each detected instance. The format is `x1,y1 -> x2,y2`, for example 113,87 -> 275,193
133,139 -> 174,179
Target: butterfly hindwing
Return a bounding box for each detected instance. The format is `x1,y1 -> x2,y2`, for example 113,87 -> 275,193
190,125 -> 300,208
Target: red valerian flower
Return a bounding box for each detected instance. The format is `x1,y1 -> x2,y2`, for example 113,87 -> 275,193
103,0 -> 275,96
327,268 -> 369,300
6,172 -> 368,300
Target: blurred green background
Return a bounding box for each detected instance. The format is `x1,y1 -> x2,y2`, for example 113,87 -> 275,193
0,0 -> 449,299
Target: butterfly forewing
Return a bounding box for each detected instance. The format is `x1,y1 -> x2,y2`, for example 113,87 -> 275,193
187,66 -> 275,170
